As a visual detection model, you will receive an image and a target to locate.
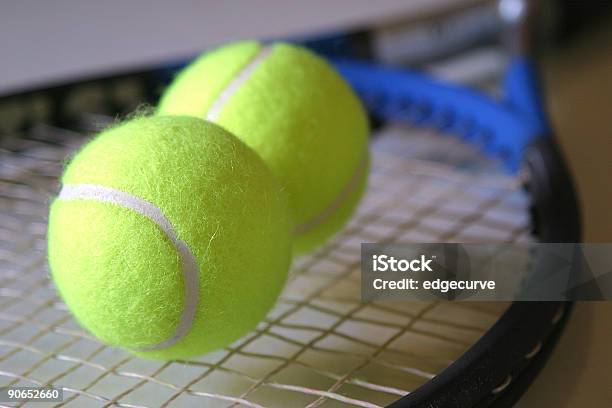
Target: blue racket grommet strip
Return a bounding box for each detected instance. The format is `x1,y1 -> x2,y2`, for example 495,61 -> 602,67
333,57 -> 548,173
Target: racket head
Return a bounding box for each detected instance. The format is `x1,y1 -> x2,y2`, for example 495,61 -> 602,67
0,120 -> 577,408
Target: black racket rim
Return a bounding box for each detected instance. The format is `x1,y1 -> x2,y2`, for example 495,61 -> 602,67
389,133 -> 581,408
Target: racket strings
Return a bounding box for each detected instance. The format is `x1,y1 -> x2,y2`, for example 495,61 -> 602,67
0,120 -> 529,407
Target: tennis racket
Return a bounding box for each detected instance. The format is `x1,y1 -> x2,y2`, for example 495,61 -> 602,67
0,0 -> 580,406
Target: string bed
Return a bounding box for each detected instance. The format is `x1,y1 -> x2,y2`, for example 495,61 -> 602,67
0,115 -> 530,407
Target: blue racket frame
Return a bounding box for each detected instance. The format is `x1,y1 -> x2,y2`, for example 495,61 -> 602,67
333,57 -> 547,172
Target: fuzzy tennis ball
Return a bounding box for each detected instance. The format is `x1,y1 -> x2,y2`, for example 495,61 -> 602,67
158,41 -> 369,254
47,115 -> 292,360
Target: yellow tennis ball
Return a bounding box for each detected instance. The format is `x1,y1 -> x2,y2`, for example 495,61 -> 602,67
47,115 -> 292,360
158,41 -> 369,254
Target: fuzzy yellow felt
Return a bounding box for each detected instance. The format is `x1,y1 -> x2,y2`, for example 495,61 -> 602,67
158,41 -> 369,253
48,116 -> 292,359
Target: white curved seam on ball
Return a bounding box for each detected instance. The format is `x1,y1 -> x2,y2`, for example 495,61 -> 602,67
57,184 -> 199,352
205,45 -> 273,121
294,151 -> 368,235
203,43 -> 368,236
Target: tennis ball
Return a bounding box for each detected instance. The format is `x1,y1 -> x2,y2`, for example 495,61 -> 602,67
158,41 -> 369,254
47,115 -> 292,360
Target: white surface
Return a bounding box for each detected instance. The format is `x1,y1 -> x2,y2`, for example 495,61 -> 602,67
1,0 -> 482,96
